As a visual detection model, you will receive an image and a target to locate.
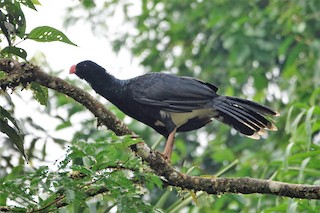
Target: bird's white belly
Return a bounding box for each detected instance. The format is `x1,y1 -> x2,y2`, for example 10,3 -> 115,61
155,109 -> 214,127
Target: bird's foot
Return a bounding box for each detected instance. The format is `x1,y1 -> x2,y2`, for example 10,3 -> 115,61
158,151 -> 171,164
160,127 -> 177,164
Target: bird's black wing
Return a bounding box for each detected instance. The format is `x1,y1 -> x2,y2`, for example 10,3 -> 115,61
131,73 -> 218,112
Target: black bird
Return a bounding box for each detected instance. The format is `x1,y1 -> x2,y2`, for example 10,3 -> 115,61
70,60 -> 279,161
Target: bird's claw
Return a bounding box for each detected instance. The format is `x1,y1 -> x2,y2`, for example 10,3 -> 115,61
158,151 -> 171,164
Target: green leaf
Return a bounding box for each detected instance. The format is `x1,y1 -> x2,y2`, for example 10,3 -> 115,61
55,120 -> 72,130
0,1 -> 26,38
254,74 -> 268,90
81,0 -> 95,8
0,119 -> 26,160
0,106 -> 21,131
0,71 -> 6,78
27,26 -> 77,46
285,106 -> 294,134
310,88 -> 320,106
19,0 -> 37,10
190,191 -> 199,206
287,200 -> 298,213
121,135 -> 141,147
30,82 -> 48,106
1,46 -> 27,59
278,36 -> 294,57
31,0 -> 41,5
144,174 -> 162,190
284,142 -> 294,170
0,10 -> 12,46
70,165 -> 93,177
291,111 -> 305,136
298,157 -> 310,183
0,192 -> 7,205
65,189 -> 75,203
305,106 -> 315,151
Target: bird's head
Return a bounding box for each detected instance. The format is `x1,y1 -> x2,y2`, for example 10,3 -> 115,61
69,60 -> 107,82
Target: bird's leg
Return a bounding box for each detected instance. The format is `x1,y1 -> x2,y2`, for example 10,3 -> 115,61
162,127 -> 177,162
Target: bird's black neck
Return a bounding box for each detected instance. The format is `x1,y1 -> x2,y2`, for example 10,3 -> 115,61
85,71 -> 126,102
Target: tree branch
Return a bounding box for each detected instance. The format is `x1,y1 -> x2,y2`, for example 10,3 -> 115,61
1,59 -> 320,203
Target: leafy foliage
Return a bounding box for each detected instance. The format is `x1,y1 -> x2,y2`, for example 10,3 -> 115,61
0,133 -> 159,212
0,0 -> 76,59
30,82 -> 48,106
0,106 -> 25,159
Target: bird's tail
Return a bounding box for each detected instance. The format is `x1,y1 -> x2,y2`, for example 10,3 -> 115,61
212,96 -> 279,139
